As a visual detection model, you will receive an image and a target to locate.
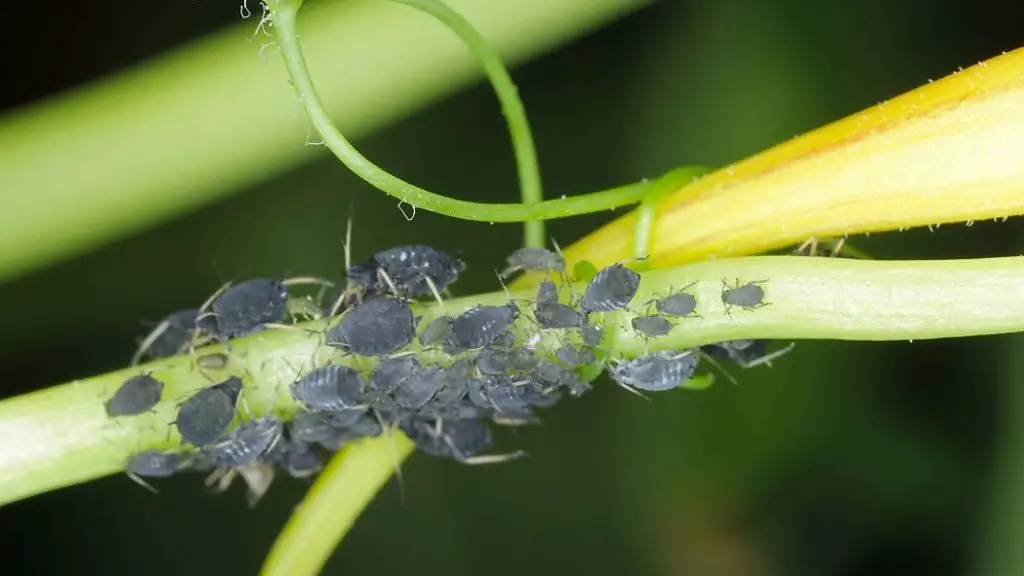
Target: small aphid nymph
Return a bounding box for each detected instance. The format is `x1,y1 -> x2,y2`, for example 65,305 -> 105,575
648,282 -> 699,318
631,315 -> 673,339
105,373 -> 165,418
721,279 -> 769,316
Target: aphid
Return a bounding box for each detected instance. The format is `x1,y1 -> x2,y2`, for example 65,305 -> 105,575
476,347 -> 513,375
399,417 -> 498,463
347,245 -> 466,300
703,339 -> 795,369
534,301 -> 585,329
369,356 -> 420,394
105,373 -> 164,417
500,247 -> 565,278
196,277 -> 332,340
341,413 -> 384,439
631,315 -> 673,339
721,279 -> 768,316
555,344 -> 595,367
393,366 -> 444,410
580,324 -> 603,347
509,348 -> 539,372
445,302 -> 520,352
490,329 -> 518,348
535,280 -> 559,305
124,449 -> 184,493
175,376 -> 243,447
579,263 -> 641,313
429,360 -> 473,408
418,315 -> 453,347
647,282 -> 699,318
132,308 -> 199,364
288,411 -> 337,444
326,296 -> 417,356
277,442 -> 323,478
609,350 -> 701,392
291,365 -> 365,412
207,416 -> 284,468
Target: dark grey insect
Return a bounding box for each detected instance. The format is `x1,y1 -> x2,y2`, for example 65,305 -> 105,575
341,413 -> 384,439
326,296 -> 417,356
579,263 -> 641,313
429,360 -> 473,408
534,301 -> 585,329
475,347 -> 513,375
197,278 -> 288,339
490,329 -> 517,348
445,303 -> 520,352
207,416 -> 284,468
369,356 -> 420,395
609,350 -> 701,392
509,348 -> 539,372
555,344 -> 595,367
418,315 -> 453,347
105,374 -> 164,417
133,308 -> 199,364
501,247 -> 565,277
398,417 -> 493,462
631,315 -> 673,338
176,376 -> 243,447
469,375 -> 545,413
288,410 -> 337,444
394,366 -> 443,410
580,324 -> 603,347
648,282 -> 699,318
703,339 -> 794,369
347,245 -> 466,299
278,442 -> 323,478
535,280 -> 559,305
721,279 -> 768,316
125,449 -> 183,478
291,365 -> 365,412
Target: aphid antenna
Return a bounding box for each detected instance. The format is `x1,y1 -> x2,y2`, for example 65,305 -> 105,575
697,350 -> 739,386
281,275 -> 336,288
422,275 -> 448,313
458,450 -> 529,466
738,341 -> 797,369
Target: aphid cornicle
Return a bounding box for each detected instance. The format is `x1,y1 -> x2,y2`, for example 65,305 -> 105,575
580,263 -> 641,313
175,376 -> 243,447
609,350 -> 701,392
347,245 -> 466,299
207,416 -> 284,468
445,302 -> 520,352
326,296 -> 417,356
721,278 -> 769,316
105,373 -> 165,418
500,247 -> 565,278
291,365 -> 366,412
648,282 -> 699,318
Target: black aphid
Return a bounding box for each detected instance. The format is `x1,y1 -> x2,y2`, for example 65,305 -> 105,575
369,356 -> 420,395
326,296 -> 417,356
631,315 -> 673,338
399,417 -> 493,462
609,350 -> 701,392
133,308 -> 199,364
176,376 -> 243,447
288,411 -> 337,444
445,303 -> 520,352
429,359 -> 473,408
207,416 -> 284,468
394,366 -> 443,410
418,315 -> 453,347
199,279 -> 288,339
648,282 -> 699,318
476,347 -> 513,375
536,280 -> 559,305
291,365 -> 365,412
580,263 -> 641,313
501,247 -> 565,277
105,374 -> 164,417
703,339 -> 795,369
580,324 -> 603,347
125,449 -> 183,478
509,348 -> 539,372
555,344 -> 595,367
721,279 -> 768,316
347,245 -> 466,299
277,442 -> 323,478
534,301 -> 585,329
491,329 -> 518,348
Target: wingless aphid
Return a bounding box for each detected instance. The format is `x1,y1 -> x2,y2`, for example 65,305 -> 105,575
124,449 -> 185,493
206,416 -> 284,468
445,302 -> 520,352
631,315 -> 673,339
195,276 -> 334,341
500,247 -> 566,278
290,365 -> 366,412
105,373 -> 165,418
132,308 -> 199,364
721,279 -> 769,317
175,376 -> 243,447
580,263 -> 641,314
647,282 -> 699,318
346,245 -> 466,301
609,350 -> 701,392
326,296 -> 417,356
704,339 -> 795,369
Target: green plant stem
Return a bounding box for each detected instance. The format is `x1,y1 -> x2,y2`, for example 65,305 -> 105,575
270,0 -> 661,224
632,166 -> 711,269
3,255 -> 1024,509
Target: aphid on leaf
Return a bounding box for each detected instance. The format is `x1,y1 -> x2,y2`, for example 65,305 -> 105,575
175,376 -> 243,447
580,263 -> 640,314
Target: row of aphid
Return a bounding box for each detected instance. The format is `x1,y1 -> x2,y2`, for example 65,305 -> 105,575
106,245 -> 787,504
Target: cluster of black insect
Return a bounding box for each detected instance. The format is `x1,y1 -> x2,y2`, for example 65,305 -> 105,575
108,244 -> 791,503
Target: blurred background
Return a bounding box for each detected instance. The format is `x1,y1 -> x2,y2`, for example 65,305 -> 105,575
3,1 -> 1024,575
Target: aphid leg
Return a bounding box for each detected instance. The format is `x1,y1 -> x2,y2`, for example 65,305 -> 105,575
827,238 -> 846,258
205,467 -> 235,492
736,342 -> 796,369
795,237 -> 820,256
131,319 -> 174,366
125,471 -> 160,495
698,351 -> 739,386
376,268 -> 403,298
423,275 -> 448,313
457,450 -> 529,466
721,278 -> 735,318
281,275 -> 336,289
550,237 -> 578,301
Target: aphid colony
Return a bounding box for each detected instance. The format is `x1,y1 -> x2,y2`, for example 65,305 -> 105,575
111,244 -> 789,503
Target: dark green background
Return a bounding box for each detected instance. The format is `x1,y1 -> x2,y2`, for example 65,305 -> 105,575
2,1 -> 1023,574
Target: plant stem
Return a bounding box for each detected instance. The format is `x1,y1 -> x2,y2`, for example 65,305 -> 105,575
3,256 -> 1024,509
270,0 -> 661,224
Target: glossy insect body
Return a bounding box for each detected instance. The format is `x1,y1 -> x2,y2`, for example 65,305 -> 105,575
326,296 -> 417,356
609,350 -> 701,392
208,416 -> 284,468
291,365 -> 365,412
580,263 -> 641,313
445,303 -> 520,352
347,245 -> 465,299
176,376 -> 243,447
105,374 -> 165,417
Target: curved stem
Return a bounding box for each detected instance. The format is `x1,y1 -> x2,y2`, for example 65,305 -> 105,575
270,0 -> 652,224
632,166 -> 711,269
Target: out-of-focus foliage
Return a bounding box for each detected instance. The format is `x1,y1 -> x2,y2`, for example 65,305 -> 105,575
0,1 -> 1022,575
